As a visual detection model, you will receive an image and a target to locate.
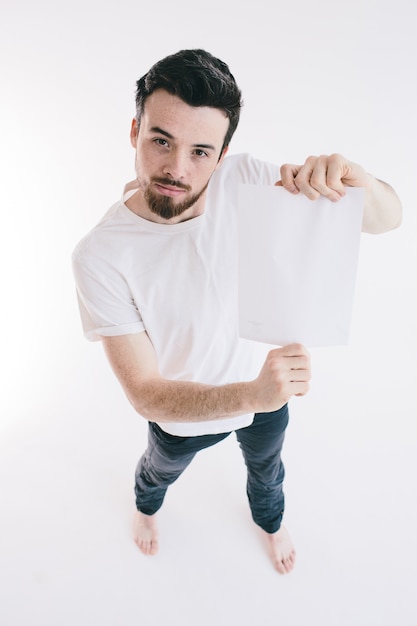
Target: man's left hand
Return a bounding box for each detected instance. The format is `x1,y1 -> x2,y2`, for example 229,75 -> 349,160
276,153 -> 371,202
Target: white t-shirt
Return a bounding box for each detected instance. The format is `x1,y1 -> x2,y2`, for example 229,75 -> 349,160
72,153 -> 280,436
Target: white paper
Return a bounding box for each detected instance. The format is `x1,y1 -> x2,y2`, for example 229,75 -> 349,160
237,184 -> 364,347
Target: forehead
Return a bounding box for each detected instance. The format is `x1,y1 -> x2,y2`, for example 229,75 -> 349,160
142,89 -> 229,145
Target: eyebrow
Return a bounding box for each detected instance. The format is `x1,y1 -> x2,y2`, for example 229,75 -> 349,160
150,126 -> 216,151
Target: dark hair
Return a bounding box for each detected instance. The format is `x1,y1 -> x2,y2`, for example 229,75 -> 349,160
135,49 -> 243,151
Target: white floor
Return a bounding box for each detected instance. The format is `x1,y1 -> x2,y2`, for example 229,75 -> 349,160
2,312 -> 416,626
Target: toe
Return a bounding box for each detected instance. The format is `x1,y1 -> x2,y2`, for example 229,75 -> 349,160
283,557 -> 294,573
275,559 -> 287,574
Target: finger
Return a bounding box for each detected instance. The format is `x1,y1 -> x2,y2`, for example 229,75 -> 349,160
291,380 -> 310,396
267,352 -> 311,378
287,357 -> 311,375
307,155 -> 344,202
289,369 -> 311,384
280,164 -> 301,194
274,180 -> 283,186
272,343 -> 310,357
289,155 -> 346,202
291,156 -> 320,199
326,154 -> 350,195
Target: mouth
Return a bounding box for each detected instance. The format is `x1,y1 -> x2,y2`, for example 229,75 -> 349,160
152,178 -> 191,198
154,183 -> 187,198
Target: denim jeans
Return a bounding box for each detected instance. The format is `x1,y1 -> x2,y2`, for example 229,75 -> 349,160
134,405 -> 289,534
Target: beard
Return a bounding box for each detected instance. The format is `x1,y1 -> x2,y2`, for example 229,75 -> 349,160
143,177 -> 210,221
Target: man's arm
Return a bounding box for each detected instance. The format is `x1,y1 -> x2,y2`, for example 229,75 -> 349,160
278,153 -> 402,234
102,332 -> 311,422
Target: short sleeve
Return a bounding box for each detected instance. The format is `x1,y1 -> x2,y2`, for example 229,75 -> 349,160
72,255 -> 145,341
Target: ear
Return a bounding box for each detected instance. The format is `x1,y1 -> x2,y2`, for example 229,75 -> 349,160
215,146 -> 229,169
130,118 -> 139,148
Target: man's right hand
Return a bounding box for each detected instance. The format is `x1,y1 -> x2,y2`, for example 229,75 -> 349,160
251,343 -> 311,413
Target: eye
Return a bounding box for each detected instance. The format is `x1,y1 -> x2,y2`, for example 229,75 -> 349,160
193,149 -> 208,158
154,138 -> 169,147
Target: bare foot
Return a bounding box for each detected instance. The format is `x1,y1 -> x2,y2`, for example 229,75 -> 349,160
263,525 -> 296,574
133,510 -> 159,556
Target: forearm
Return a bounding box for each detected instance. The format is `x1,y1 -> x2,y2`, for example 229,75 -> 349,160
125,378 -> 257,423
103,335 -> 310,423
362,175 -> 402,234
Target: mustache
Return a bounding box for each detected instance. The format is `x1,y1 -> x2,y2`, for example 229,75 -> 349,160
152,177 -> 191,192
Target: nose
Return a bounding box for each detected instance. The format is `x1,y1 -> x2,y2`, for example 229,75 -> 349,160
162,149 -> 188,181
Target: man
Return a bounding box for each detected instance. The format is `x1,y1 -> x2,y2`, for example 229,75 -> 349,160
72,49 -> 401,574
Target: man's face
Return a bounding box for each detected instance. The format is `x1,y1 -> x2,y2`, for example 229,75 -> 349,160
130,89 -> 229,222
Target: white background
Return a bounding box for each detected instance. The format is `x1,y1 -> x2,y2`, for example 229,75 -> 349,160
1,1 -> 416,625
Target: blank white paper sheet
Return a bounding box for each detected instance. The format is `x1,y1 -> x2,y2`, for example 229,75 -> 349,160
237,184 -> 364,347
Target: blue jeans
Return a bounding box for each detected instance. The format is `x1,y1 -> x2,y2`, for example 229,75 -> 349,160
134,405 -> 289,534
